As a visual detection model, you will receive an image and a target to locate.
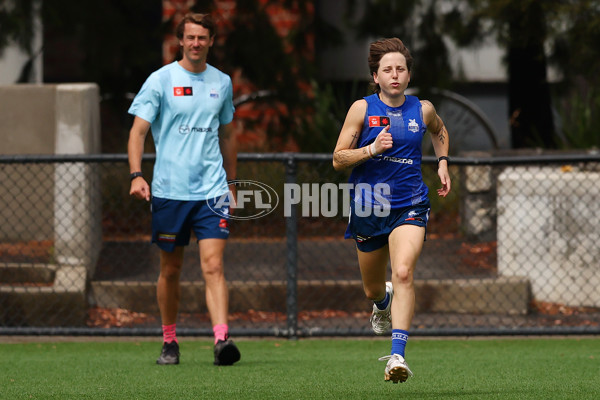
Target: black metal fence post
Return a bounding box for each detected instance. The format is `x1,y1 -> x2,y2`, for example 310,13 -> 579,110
284,155 -> 298,339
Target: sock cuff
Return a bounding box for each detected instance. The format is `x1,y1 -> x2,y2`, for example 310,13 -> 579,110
374,291 -> 390,310
162,323 -> 177,343
213,323 -> 228,331
391,329 -> 409,342
213,324 -> 229,343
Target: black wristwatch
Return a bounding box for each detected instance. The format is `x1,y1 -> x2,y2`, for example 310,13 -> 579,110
130,171 -> 143,181
437,156 -> 450,167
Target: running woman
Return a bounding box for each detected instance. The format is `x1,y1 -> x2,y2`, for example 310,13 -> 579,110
333,37 -> 451,383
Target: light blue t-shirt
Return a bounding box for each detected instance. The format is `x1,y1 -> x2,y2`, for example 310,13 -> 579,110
128,61 -> 235,201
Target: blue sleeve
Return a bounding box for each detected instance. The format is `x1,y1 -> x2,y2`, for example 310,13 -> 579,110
128,73 -> 162,124
219,76 -> 235,125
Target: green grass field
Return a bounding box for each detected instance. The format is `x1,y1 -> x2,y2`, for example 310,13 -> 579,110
1,337 -> 599,399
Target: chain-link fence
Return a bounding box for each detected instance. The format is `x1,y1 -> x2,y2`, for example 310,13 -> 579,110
1,153 -> 600,337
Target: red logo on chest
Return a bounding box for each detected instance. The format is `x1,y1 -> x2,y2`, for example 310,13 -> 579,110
173,87 -> 193,96
368,116 -> 390,127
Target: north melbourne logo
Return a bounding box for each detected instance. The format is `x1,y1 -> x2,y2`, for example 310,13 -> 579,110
408,118 -> 419,133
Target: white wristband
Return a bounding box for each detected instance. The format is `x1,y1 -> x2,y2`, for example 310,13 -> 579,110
369,142 -> 377,157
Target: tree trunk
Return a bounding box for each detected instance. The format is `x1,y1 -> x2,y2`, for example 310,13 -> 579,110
507,1 -> 556,149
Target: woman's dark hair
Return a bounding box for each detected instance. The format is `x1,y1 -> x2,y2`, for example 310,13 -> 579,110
368,38 -> 413,93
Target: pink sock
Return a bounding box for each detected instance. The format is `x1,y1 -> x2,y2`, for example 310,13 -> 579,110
213,324 -> 228,344
162,324 -> 178,344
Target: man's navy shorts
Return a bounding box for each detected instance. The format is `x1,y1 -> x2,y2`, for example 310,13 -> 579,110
151,196 -> 230,252
345,198 -> 431,252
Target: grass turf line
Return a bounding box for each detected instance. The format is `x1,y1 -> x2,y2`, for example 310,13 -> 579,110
0,338 -> 599,399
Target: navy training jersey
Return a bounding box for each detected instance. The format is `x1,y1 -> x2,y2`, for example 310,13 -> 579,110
348,94 -> 429,209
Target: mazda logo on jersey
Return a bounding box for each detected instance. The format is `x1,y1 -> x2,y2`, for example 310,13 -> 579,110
173,87 -> 193,96
368,116 -> 390,127
178,125 -> 212,135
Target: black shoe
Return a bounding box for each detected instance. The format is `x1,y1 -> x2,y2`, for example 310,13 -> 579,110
214,339 -> 241,366
156,341 -> 180,365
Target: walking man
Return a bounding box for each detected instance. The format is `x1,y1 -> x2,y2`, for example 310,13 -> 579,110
128,13 -> 240,366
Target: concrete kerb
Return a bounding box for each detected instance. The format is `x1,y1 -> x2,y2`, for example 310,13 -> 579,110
0,263 -> 87,326
90,277 -> 530,315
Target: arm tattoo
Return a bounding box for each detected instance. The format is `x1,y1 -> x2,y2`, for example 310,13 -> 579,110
332,130 -> 366,169
334,151 -> 357,168
438,127 -> 446,145
347,152 -> 366,168
333,147 -> 369,169
435,115 -> 446,144
349,131 -> 360,148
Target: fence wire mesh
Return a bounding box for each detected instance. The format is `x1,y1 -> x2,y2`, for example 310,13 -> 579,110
1,153 -> 600,337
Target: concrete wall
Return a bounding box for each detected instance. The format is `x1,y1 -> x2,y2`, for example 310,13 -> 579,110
0,83 -> 100,154
0,83 -> 102,271
0,85 -> 56,240
497,166 -> 600,307
0,83 -> 101,326
53,84 -> 102,272
0,85 -> 56,153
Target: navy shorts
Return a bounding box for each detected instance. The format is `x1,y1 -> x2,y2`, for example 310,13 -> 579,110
345,198 -> 431,252
151,196 -> 230,252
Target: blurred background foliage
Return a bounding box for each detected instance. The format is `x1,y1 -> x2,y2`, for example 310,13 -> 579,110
1,0 -> 599,151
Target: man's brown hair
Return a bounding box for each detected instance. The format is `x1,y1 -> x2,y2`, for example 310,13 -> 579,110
175,13 -> 216,39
